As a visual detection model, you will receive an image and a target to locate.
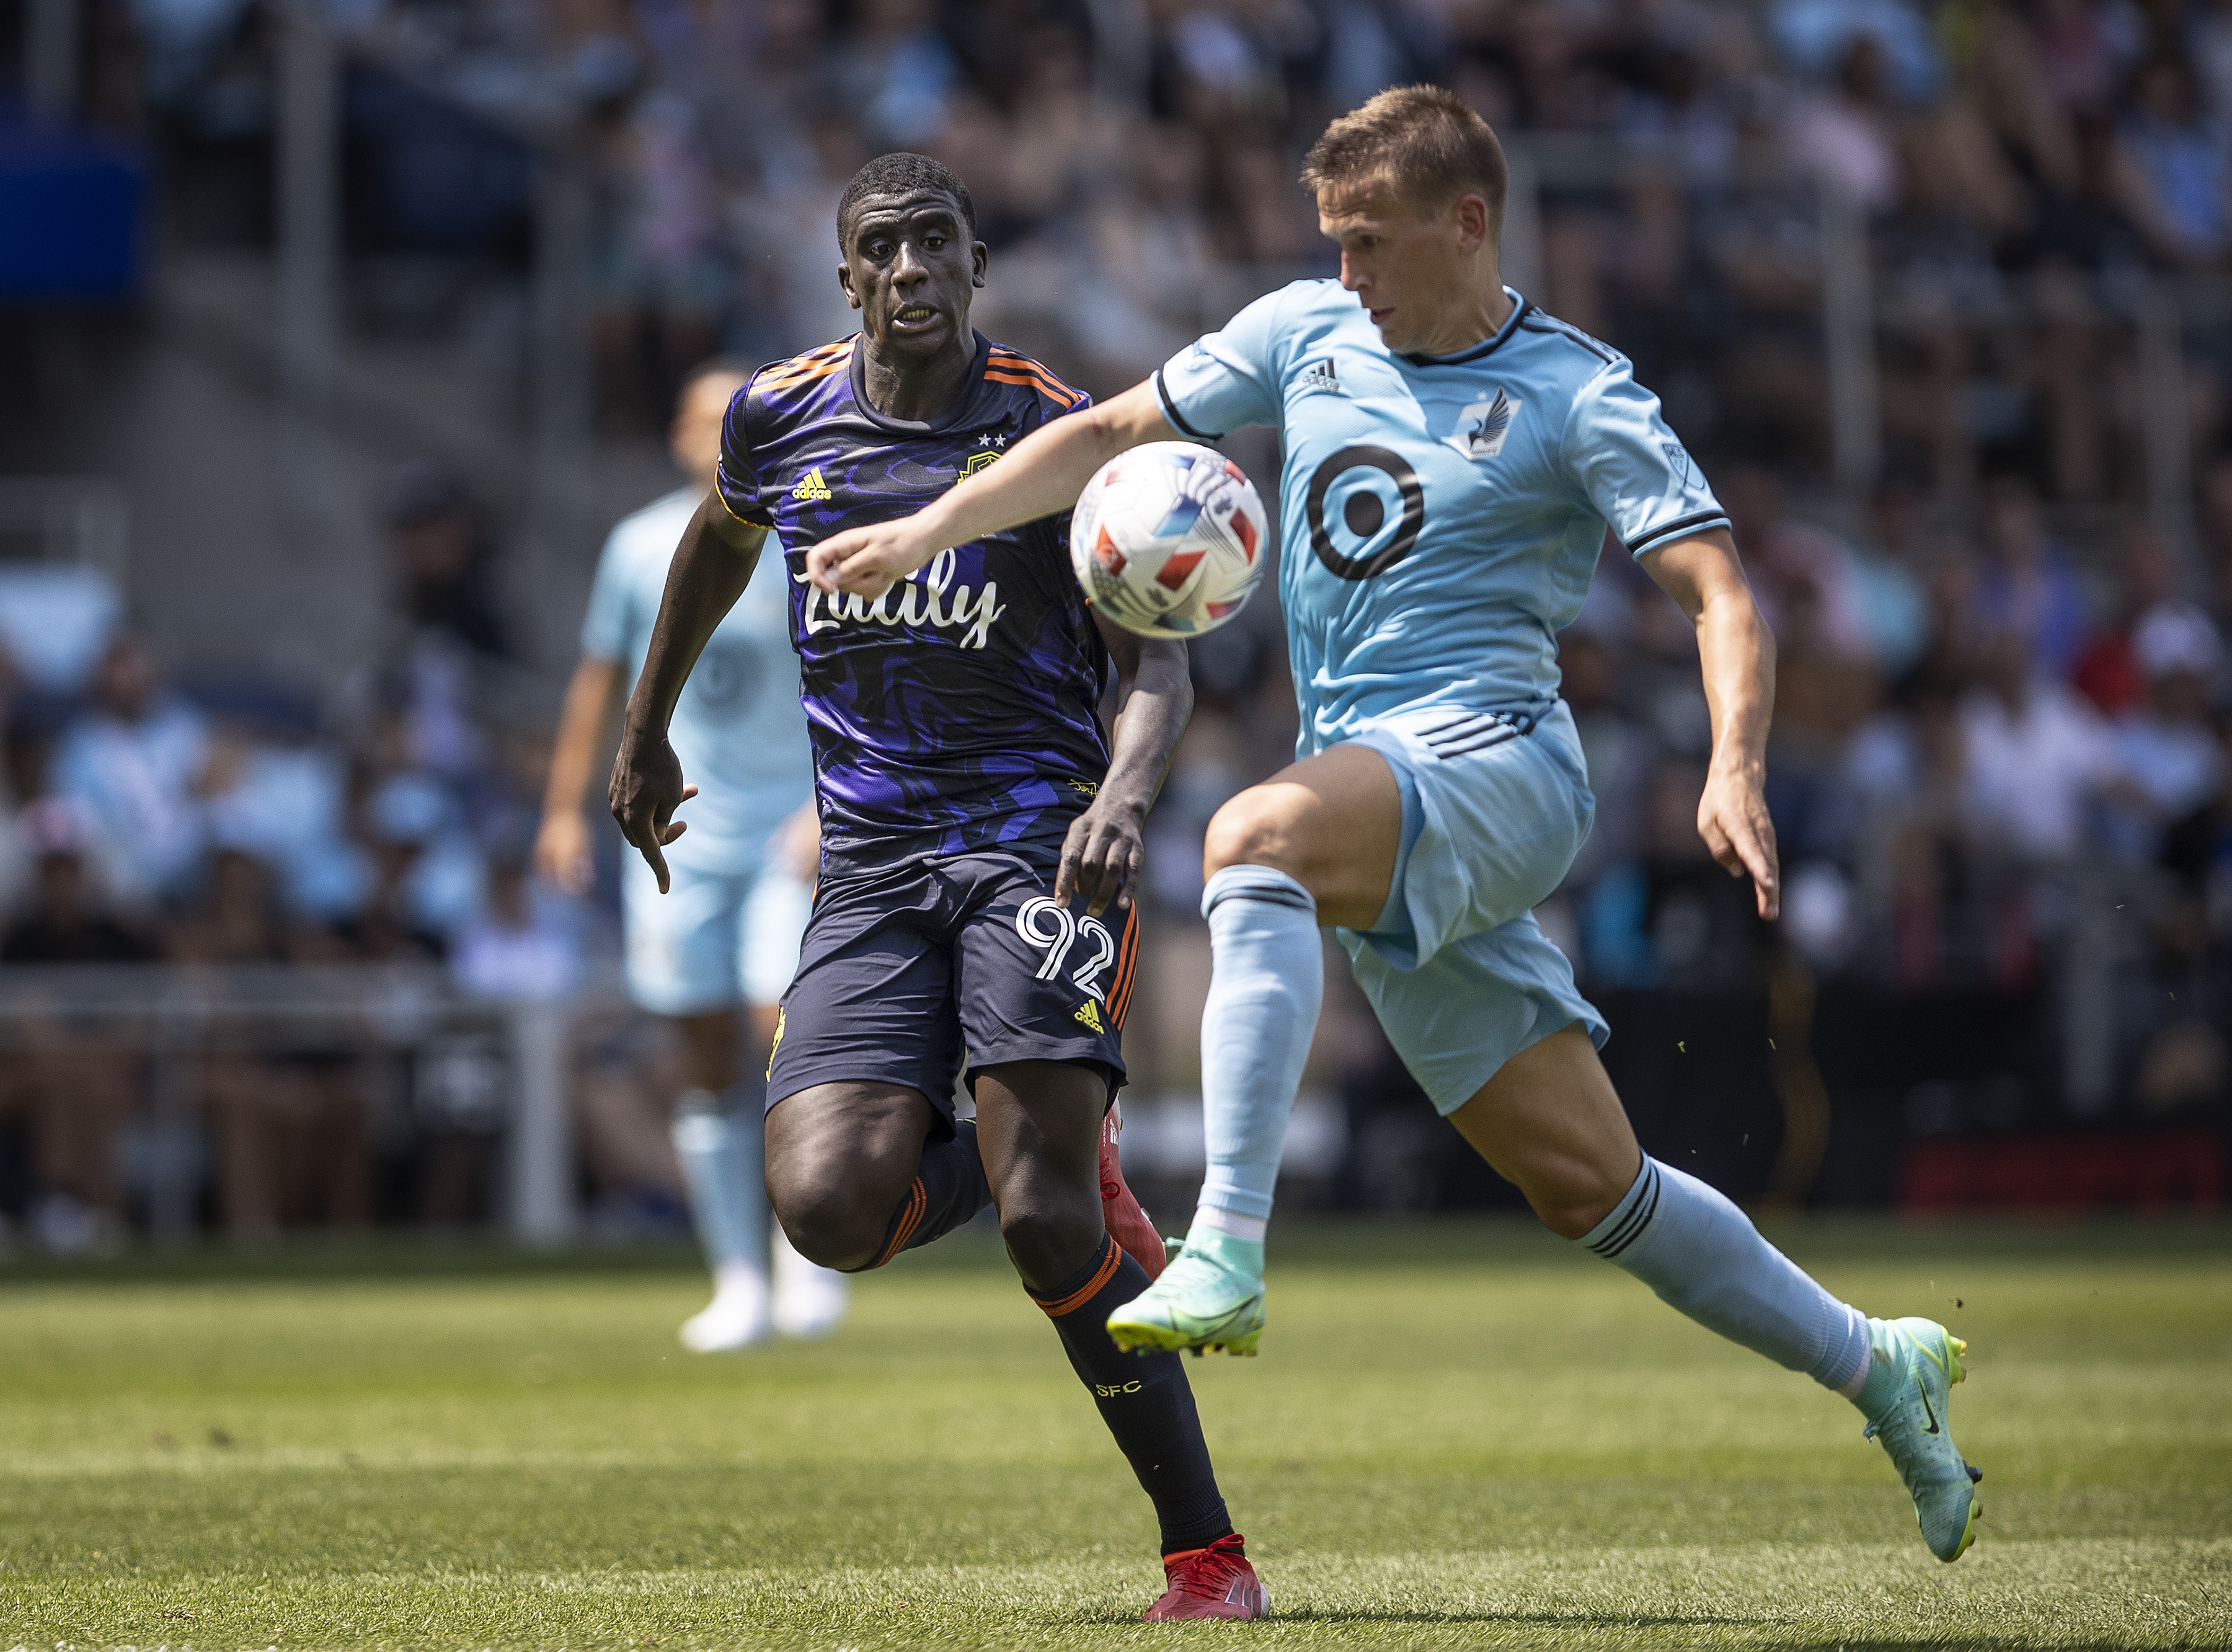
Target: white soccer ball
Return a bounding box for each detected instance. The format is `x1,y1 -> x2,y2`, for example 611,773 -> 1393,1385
1069,440 -> 1269,639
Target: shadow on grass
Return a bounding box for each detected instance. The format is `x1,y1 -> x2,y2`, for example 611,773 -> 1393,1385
1265,1608 -> 1765,1627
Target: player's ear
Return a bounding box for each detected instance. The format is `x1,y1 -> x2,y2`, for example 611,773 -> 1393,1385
838,261 -> 861,311
972,240 -> 988,289
1455,192 -> 1489,254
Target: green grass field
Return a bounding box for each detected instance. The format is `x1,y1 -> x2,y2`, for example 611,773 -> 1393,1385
1,1219 -> 2227,1650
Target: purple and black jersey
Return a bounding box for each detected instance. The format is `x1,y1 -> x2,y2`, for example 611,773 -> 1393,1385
717,330 -> 1109,874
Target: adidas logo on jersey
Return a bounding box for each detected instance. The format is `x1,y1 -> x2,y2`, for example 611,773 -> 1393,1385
1074,999 -> 1104,1033
1447,388 -> 1521,460
791,466 -> 833,501
1295,357 -> 1344,397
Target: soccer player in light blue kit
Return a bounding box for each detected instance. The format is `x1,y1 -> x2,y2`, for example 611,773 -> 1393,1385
807,91 -> 1982,1564
538,360 -> 847,1351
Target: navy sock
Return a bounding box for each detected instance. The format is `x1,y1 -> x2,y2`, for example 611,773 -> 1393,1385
857,1118 -> 993,1270
1030,1234 -> 1233,1555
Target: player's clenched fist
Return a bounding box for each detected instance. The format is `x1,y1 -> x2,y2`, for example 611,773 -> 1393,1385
608,729 -> 696,894
805,520 -> 939,599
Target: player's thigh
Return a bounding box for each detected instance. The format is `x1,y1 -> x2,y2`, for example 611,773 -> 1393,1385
621,850 -> 745,1017
1203,743 -> 1402,930
768,865 -> 965,1124
972,1059 -> 1107,1203
950,857 -> 1138,1083
1444,1027 -> 1641,1239
738,855 -> 814,1011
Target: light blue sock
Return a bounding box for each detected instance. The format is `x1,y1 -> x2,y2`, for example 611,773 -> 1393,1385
672,1088 -> 769,1276
1579,1157 -> 1869,1391
1195,864 -> 1322,1229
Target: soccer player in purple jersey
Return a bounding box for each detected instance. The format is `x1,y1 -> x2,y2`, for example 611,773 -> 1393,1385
608,153 -> 1267,1622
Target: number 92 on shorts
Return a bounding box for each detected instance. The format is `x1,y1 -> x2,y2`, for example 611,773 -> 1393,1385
766,850 -> 1141,1123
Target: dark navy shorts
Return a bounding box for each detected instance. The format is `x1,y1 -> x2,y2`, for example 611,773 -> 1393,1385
766,850 -> 1139,1125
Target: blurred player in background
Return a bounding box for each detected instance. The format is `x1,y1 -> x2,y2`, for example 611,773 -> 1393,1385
609,154 -> 1267,1622
538,360 -> 848,1351
807,91 -> 1984,1566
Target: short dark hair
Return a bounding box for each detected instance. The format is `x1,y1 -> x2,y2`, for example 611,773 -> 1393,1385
836,152 -> 978,249
1300,86 -> 1508,231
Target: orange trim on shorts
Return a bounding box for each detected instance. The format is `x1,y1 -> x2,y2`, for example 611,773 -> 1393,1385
1030,1236 -> 1121,1316
870,1177 -> 928,1268
1108,906 -> 1141,1029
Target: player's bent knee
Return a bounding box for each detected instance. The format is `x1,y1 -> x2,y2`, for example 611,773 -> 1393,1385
765,1155 -> 901,1270
1202,788 -> 1303,880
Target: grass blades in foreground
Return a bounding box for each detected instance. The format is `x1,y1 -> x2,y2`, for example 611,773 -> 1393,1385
0,1217 -> 2226,1648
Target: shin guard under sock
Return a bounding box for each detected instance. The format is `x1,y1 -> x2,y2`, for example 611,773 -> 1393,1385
1030,1234 -> 1233,1554
1197,865 -> 1322,1227
1580,1156 -> 1870,1391
856,1118 -> 993,1271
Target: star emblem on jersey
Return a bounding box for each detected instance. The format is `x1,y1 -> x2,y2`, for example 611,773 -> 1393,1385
976,431 -> 1008,448
1447,389 -> 1520,460
1294,357 -> 1343,397
791,466 -> 833,501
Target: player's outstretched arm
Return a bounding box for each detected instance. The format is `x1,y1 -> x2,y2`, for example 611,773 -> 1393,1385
609,495 -> 768,893
807,381 -> 1174,598
1058,619 -> 1194,917
1639,529 -> 1781,921
536,655 -> 623,895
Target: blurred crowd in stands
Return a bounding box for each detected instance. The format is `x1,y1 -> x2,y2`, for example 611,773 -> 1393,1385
0,476 -> 705,1252
9,0 -> 2232,1241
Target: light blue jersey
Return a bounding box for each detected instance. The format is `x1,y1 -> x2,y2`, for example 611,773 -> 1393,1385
582,488 -> 814,870
1155,281 -> 1727,754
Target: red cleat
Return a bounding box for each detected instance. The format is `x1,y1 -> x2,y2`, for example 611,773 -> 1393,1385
1145,1532 -> 1268,1621
1101,1101 -> 1167,1282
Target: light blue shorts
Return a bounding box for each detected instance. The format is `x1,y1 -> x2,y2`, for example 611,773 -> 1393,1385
621,842 -> 813,1017
1335,699 -> 1608,1115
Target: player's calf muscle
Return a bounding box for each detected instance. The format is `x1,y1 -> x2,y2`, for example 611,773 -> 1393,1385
1446,1028 -> 1641,1238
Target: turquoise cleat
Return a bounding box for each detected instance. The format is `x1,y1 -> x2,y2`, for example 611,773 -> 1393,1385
1106,1230 -> 1265,1356
1862,1317 -> 1983,1562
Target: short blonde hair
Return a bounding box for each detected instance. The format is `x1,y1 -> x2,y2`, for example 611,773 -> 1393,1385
1300,85 -> 1508,231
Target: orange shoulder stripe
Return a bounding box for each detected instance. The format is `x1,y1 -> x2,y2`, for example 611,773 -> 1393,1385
988,351 -> 1084,405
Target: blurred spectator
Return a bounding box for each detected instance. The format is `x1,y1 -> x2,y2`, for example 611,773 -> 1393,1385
2074,524 -> 2179,716
171,849 -> 371,1239
1960,629 -> 2123,862
1974,477 -> 2092,679
0,819 -> 158,1252
53,634 -> 211,908
2115,55 -> 2230,267
2107,603 -> 2226,859
1580,758 -> 1769,987
451,851 -> 580,1002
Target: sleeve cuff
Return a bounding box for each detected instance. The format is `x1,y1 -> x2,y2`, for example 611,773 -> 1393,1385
1625,511 -> 1731,557
1154,368 -> 1220,441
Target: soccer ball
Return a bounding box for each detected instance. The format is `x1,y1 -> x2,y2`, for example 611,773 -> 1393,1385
1070,441 -> 1269,638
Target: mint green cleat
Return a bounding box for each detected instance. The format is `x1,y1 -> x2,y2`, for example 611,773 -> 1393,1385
1106,1231 -> 1265,1356
1862,1317 -> 1983,1562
